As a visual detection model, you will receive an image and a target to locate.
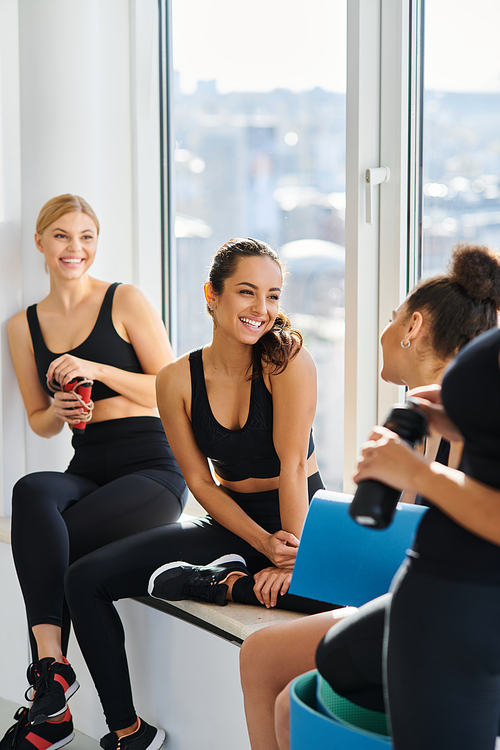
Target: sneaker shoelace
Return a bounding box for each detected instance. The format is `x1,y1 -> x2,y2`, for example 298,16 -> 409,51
183,571 -> 222,602
25,659 -> 53,703
3,707 -> 29,748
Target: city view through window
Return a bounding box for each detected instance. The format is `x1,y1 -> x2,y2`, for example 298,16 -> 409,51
172,0 -> 347,489
171,0 -> 499,489
422,0 -> 500,276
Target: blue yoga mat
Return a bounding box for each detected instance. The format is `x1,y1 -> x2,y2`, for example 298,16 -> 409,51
289,490 -> 427,607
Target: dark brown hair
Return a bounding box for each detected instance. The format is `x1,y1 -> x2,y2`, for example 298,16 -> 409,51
405,243 -> 500,360
207,237 -> 302,378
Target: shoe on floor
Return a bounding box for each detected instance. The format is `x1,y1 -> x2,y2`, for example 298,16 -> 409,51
100,718 -> 165,750
0,706 -> 74,750
147,553 -> 250,606
26,657 -> 79,724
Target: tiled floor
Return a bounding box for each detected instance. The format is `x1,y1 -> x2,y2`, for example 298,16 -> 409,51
0,697 -> 99,750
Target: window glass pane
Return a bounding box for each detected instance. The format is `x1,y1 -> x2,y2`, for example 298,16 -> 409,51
422,0 -> 500,276
172,0 -> 346,489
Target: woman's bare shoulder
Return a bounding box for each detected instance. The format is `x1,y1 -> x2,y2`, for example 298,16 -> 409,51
8,309 -> 30,343
265,342 -> 316,380
112,282 -> 145,302
108,282 -> 154,316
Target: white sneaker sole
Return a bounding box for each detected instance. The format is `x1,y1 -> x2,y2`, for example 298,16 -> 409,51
49,731 -> 75,750
30,681 -> 81,725
148,728 -> 166,750
147,554 -> 247,599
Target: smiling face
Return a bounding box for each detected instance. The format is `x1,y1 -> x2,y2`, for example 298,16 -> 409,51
35,211 -> 98,277
208,254 -> 282,345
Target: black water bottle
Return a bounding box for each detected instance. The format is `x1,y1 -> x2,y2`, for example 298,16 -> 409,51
349,404 -> 428,529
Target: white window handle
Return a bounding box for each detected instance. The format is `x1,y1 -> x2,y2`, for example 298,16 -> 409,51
365,166 -> 390,225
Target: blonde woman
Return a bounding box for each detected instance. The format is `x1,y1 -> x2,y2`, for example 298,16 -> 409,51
3,195 -> 185,750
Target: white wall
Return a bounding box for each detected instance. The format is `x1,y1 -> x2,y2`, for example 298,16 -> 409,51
0,543 -> 29,705
0,0 -> 25,516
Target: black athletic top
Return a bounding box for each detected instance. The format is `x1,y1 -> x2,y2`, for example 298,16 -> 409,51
189,347 -> 315,482
411,327 -> 500,583
27,283 -> 143,402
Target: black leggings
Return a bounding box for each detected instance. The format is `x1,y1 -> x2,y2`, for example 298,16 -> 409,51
65,472 -> 333,731
316,561 -> 500,750
11,417 -> 187,660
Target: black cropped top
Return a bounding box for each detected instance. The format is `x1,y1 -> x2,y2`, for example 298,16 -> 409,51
189,348 -> 315,482
412,327 -> 500,583
27,283 -> 143,401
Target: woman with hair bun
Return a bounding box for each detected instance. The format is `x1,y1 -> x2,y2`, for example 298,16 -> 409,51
245,242 -> 500,750
3,195 -> 186,750
275,242 -> 500,750
62,238 -> 345,746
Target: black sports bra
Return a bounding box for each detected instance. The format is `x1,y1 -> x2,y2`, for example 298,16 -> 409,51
27,283 -> 143,401
189,348 -> 315,482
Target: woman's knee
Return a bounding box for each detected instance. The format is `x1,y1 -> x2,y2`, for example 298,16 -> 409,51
12,472 -> 52,510
12,471 -> 77,516
240,628 -> 271,689
240,625 -> 291,694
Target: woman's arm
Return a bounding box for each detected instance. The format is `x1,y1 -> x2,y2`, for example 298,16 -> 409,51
248,347 -> 317,607
46,285 -> 174,408
8,312 -> 70,437
270,345 -> 318,539
354,425 -> 500,546
156,359 -> 298,568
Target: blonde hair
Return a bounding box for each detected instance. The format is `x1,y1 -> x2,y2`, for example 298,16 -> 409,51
36,194 -> 100,235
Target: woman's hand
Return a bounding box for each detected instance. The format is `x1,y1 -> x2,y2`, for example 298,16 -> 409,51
353,425 -> 428,493
261,530 -> 299,569
253,567 -> 293,608
407,385 -> 463,443
52,390 -> 89,425
46,354 -> 98,388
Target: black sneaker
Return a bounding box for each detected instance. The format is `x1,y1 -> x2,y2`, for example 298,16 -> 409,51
0,707 -> 74,750
100,718 -> 165,750
147,554 -> 249,606
26,657 -> 79,724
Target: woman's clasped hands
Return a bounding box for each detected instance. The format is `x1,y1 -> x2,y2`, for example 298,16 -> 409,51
254,529 -> 299,608
47,354 -> 96,426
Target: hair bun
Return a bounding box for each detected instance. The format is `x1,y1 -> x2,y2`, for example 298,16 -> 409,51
449,243 -> 500,307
